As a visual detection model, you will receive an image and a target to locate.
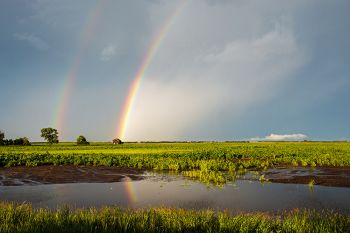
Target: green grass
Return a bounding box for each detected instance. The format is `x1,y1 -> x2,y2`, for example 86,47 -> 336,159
0,202 -> 349,233
1,142 -> 350,184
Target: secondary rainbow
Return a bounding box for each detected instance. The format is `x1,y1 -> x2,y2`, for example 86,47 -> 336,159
116,0 -> 188,140
52,0 -> 109,139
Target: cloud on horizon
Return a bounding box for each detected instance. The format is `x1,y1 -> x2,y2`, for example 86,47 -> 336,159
250,133 -> 308,141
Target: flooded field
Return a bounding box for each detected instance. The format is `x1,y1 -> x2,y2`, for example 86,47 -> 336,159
0,166 -> 349,213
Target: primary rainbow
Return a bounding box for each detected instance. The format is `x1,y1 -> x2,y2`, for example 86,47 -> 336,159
116,0 -> 188,140
52,0 -> 109,139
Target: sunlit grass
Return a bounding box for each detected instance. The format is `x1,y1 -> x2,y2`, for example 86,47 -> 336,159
0,203 -> 350,233
0,202 -> 349,233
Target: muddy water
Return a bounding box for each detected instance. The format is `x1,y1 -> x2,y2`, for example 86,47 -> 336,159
0,166 -> 350,213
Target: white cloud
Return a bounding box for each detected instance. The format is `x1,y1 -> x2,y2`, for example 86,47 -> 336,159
13,33 -> 49,50
100,44 -> 116,61
250,133 -> 308,141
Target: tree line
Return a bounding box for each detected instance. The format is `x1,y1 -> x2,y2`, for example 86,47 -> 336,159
40,127 -> 90,145
0,130 -> 30,146
0,128 -> 123,145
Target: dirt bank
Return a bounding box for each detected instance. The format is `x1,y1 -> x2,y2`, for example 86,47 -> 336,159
263,166 -> 350,187
0,165 -> 145,186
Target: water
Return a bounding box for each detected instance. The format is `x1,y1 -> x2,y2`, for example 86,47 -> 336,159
1,173 -> 349,213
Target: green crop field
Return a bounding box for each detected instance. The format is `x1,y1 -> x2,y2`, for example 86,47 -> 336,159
1,142 -> 350,184
1,141 -> 350,167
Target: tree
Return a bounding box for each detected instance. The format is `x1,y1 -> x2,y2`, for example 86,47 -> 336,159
77,135 -> 89,145
41,128 -> 59,144
22,137 -> 31,146
13,138 -> 23,145
3,139 -> 13,145
0,130 -> 4,145
13,137 -> 31,146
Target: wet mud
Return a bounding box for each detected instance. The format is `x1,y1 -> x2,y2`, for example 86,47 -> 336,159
0,165 -> 145,186
263,166 -> 350,187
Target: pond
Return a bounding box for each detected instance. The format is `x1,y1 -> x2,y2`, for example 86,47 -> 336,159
0,166 -> 349,213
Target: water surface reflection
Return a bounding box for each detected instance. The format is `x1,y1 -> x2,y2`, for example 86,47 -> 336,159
1,174 -> 349,213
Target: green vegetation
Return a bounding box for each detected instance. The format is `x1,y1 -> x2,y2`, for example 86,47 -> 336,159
13,137 -> 31,146
0,203 -> 348,233
40,128 -> 59,144
0,131 -> 31,146
0,142 -> 350,185
0,130 -> 4,145
2,137 -> 31,146
0,143 -> 349,231
76,135 -> 89,145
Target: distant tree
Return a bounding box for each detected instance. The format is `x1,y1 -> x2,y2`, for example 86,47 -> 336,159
13,138 -> 24,145
12,137 -> 31,146
77,135 -> 89,145
0,130 -> 4,145
40,128 -> 59,144
22,137 -> 31,146
3,139 -> 13,146
112,138 -> 123,145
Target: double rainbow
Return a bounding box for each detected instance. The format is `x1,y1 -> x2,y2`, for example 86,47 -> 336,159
53,0 -> 187,142
51,0 -> 187,206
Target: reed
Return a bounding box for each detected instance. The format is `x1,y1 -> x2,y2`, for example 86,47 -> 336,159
0,203 -> 349,233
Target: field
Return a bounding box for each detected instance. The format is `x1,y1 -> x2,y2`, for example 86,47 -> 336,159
1,142 -> 350,184
1,142 -> 350,232
2,142 -> 350,166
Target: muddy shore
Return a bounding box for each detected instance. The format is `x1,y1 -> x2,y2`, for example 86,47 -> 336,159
0,165 -> 145,185
263,166 -> 350,188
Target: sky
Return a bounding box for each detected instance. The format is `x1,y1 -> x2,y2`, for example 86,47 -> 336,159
0,0 -> 350,142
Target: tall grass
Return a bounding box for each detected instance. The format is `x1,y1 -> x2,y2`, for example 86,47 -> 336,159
0,203 -> 349,233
